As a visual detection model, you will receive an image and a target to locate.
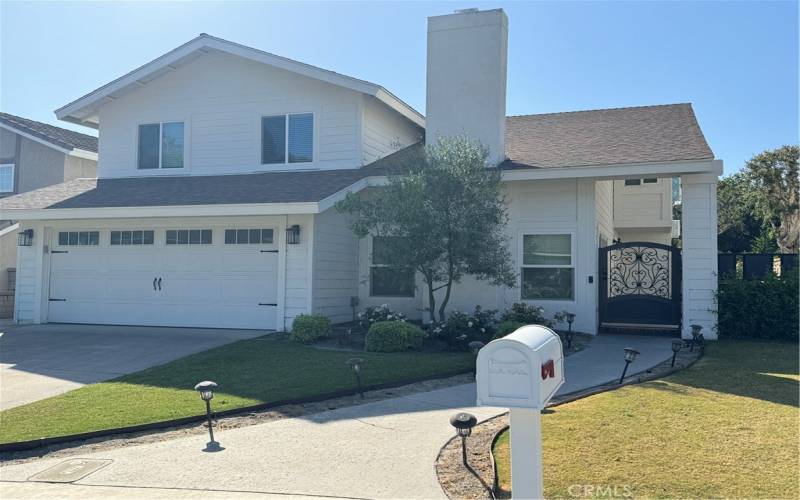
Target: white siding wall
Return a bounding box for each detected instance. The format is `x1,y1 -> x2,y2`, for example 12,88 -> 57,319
284,214 -> 313,329
312,207 -> 359,323
362,96 -> 422,165
595,180 -> 615,245
14,222 -> 45,323
681,173 -> 718,339
98,51 -> 364,178
616,228 -> 672,245
613,178 -> 672,229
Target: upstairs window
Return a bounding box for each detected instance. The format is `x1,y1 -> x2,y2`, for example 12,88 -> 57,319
262,113 -> 313,164
0,164 -> 14,193
138,122 -> 184,169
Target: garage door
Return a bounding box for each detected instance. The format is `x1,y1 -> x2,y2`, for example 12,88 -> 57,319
47,227 -> 279,330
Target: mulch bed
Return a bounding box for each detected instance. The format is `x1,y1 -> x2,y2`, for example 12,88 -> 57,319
435,344 -> 702,499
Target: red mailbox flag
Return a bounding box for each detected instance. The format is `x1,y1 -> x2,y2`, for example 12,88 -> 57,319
541,359 -> 555,380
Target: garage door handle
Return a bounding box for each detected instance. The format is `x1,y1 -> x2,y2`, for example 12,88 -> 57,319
157,278 -> 162,291
259,303 -> 277,306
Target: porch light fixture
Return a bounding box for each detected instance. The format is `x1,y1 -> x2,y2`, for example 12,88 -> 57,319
468,341 -> 485,378
286,224 -> 301,244
346,357 -> 364,397
619,348 -> 640,384
17,229 -> 33,247
565,312 -> 576,349
194,380 -> 220,450
450,412 -> 477,467
670,340 -> 682,367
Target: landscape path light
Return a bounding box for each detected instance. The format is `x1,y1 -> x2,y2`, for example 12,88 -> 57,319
564,312 -> 576,349
671,340 -> 682,367
346,357 -> 364,397
449,412 -> 477,467
619,348 -> 640,384
690,324 -> 703,351
194,380 -> 219,450
468,341 -> 485,378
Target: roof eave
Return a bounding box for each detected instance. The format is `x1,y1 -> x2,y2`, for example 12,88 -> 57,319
55,34 -> 424,129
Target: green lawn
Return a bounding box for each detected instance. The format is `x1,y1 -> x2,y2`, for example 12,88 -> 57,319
0,337 -> 472,443
493,340 -> 799,499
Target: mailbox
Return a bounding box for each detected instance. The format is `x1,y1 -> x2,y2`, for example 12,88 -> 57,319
476,325 -> 564,409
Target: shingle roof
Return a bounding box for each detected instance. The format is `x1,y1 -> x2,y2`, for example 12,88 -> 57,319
0,103 -> 715,212
0,112 -> 98,153
501,103 -> 713,169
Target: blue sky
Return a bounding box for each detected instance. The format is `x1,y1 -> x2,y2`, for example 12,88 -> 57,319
1,1 -> 796,175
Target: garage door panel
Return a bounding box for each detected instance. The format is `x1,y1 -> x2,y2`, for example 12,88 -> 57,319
47,228 -> 280,330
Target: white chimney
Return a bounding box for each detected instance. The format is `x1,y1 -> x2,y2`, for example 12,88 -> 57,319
426,8 -> 508,166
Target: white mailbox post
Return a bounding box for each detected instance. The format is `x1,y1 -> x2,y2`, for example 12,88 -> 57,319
476,325 -> 564,499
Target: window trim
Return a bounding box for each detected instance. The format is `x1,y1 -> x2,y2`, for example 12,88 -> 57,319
368,236 -> 415,298
110,230 -> 155,246
223,228 -> 276,245
0,163 -> 14,193
624,178 -> 659,187
260,112 -> 314,165
519,231 -> 576,302
137,121 -> 185,170
165,229 -> 213,246
56,230 -> 101,247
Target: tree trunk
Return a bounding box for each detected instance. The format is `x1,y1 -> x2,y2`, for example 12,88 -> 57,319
422,269 -> 437,324
776,213 -> 800,253
438,278 -> 453,323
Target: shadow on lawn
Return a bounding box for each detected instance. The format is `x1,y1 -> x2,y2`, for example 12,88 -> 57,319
646,341 -> 799,408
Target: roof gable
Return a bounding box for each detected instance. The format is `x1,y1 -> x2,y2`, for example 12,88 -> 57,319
55,34 -> 424,129
0,112 -> 98,154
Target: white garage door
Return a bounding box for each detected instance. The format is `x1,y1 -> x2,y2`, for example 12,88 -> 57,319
47,227 -> 279,330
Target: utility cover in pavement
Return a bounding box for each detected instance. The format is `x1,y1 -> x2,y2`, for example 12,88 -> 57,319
29,458 -> 112,483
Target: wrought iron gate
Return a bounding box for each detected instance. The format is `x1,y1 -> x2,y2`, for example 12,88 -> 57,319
599,242 -> 682,328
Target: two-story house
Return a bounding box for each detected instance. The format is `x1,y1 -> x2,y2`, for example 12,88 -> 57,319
0,112 -> 97,317
0,9 -> 721,338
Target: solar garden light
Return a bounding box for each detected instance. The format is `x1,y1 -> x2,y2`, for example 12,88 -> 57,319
671,340 -> 683,367
194,380 -> 219,449
346,357 -> 364,398
619,348 -> 640,384
564,312 -> 576,349
449,412 -> 477,467
690,324 -> 703,351
468,341 -> 485,378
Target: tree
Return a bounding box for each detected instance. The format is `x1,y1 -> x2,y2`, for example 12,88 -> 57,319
744,145 -> 799,253
336,136 -> 516,323
717,173 -> 776,253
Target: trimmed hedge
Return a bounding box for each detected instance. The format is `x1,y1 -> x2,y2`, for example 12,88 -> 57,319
290,314 -> 332,344
365,321 -> 427,352
717,272 -> 798,340
493,320 -> 526,340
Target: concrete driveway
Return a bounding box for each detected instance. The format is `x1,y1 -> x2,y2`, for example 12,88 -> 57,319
0,324 -> 270,410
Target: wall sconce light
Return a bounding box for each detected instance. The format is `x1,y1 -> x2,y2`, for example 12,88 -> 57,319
17,229 -> 33,247
286,225 -> 301,244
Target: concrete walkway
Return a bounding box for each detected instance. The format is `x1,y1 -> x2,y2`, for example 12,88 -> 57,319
0,334 -> 674,499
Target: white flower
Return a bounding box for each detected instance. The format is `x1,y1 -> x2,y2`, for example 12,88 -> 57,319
481,328 -> 486,333
467,321 -> 474,328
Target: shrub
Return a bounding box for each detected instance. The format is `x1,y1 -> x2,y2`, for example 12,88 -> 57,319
358,304 -> 407,331
493,320 -> 526,340
716,272 -> 798,340
500,303 -> 553,327
290,314 -> 332,344
365,321 -> 427,352
431,306 -> 497,350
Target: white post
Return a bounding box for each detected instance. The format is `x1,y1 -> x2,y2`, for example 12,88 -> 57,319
509,408 -> 543,500
680,173 -> 719,339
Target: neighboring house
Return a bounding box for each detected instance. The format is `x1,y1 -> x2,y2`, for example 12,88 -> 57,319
0,9 -> 720,338
0,113 -> 98,317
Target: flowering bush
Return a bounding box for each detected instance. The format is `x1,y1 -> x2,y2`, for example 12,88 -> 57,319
431,306 -> 497,350
358,304 -> 407,331
365,321 -> 427,352
500,303 -> 553,327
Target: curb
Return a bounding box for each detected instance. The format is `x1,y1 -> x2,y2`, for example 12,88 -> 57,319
0,367 -> 472,454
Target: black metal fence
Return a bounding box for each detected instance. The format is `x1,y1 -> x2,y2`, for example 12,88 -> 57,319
718,253 -> 798,280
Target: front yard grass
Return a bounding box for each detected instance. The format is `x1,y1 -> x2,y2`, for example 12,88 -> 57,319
0,336 -> 472,444
493,340 -> 799,499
